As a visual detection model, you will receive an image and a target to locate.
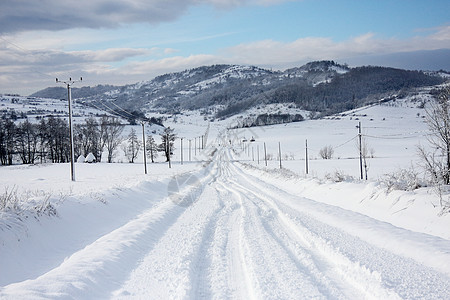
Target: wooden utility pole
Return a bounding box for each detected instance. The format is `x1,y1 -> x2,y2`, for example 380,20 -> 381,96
264,142 -> 267,166
180,138 -> 183,165
189,139 -> 191,162
358,121 -> 363,180
142,122 -> 147,174
257,145 -> 260,164
167,133 -> 171,169
278,142 -> 282,169
305,139 -> 309,175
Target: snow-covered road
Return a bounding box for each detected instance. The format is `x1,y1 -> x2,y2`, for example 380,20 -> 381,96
2,147 -> 450,299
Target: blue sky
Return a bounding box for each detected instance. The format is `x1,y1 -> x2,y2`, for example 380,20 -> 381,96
1,0 -> 450,95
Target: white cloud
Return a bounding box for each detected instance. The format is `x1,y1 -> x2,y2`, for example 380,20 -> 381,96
71,48 -> 150,62
117,54 -> 220,75
164,48 -> 179,54
430,25 -> 450,41
0,0 -> 189,34
1,24 -> 450,95
0,0 -> 295,34
221,28 -> 450,68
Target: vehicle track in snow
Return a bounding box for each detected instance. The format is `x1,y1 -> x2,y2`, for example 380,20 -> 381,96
113,147 -> 450,299
228,157 -> 450,299
218,151 -> 391,299
3,146 -> 450,299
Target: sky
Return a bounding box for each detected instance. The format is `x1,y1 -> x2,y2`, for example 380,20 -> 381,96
1,0 -> 450,95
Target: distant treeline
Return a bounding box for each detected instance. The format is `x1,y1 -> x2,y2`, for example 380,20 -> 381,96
0,116 -> 153,165
233,113 -> 305,128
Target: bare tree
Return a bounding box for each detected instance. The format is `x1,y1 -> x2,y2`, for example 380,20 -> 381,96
319,145 -> 334,159
0,119 -> 17,165
160,127 -> 176,162
123,128 -> 141,163
85,117 -> 102,160
74,117 -> 101,161
100,116 -> 124,163
37,119 -> 48,163
45,116 -> 69,163
421,87 -> 450,182
146,135 -> 158,163
16,120 -> 38,164
418,86 -> 450,208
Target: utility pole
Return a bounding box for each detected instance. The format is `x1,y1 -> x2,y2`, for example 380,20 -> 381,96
56,77 -> 82,182
305,139 -> 309,175
189,139 -> 191,162
358,121 -> 363,180
194,137 -> 197,156
278,142 -> 282,169
167,133 -> 171,169
257,145 -> 260,164
142,122 -> 147,174
264,142 -> 267,166
180,137 -> 183,165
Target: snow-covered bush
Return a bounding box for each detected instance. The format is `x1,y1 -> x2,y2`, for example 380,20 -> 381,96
381,168 -> 424,192
0,186 -> 57,220
324,170 -> 353,182
85,152 -> 96,163
0,186 -> 20,212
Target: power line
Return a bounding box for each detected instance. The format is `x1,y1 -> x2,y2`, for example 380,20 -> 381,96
363,132 -> 432,140
96,101 -> 130,119
334,135 -> 359,149
88,98 -> 144,121
110,101 -> 136,118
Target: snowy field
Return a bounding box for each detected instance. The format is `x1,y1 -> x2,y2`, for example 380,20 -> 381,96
1,98 -> 450,299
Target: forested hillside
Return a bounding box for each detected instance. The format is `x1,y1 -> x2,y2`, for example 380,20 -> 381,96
31,61 -> 447,119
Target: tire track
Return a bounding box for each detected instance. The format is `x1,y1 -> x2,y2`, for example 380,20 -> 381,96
217,155 -> 327,299
228,175 -> 394,299
203,152 -> 258,299
227,151 -> 450,299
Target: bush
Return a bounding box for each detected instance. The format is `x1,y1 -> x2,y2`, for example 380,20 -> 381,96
0,186 -> 57,218
381,168 -> 424,192
325,170 -> 353,182
0,186 -> 19,212
319,145 -> 334,159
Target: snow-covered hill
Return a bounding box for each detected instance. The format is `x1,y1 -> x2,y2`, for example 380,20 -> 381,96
0,94 -> 114,124
29,61 -> 446,120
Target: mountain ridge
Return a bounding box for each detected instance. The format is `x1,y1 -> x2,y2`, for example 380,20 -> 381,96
30,61 -> 448,119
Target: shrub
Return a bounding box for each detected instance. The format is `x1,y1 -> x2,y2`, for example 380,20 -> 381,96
319,145 -> 334,159
325,170 -> 353,182
381,167 -> 424,192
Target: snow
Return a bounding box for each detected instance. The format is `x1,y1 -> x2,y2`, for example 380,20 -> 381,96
84,153 -> 96,163
1,96 -> 450,299
0,95 -> 114,125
